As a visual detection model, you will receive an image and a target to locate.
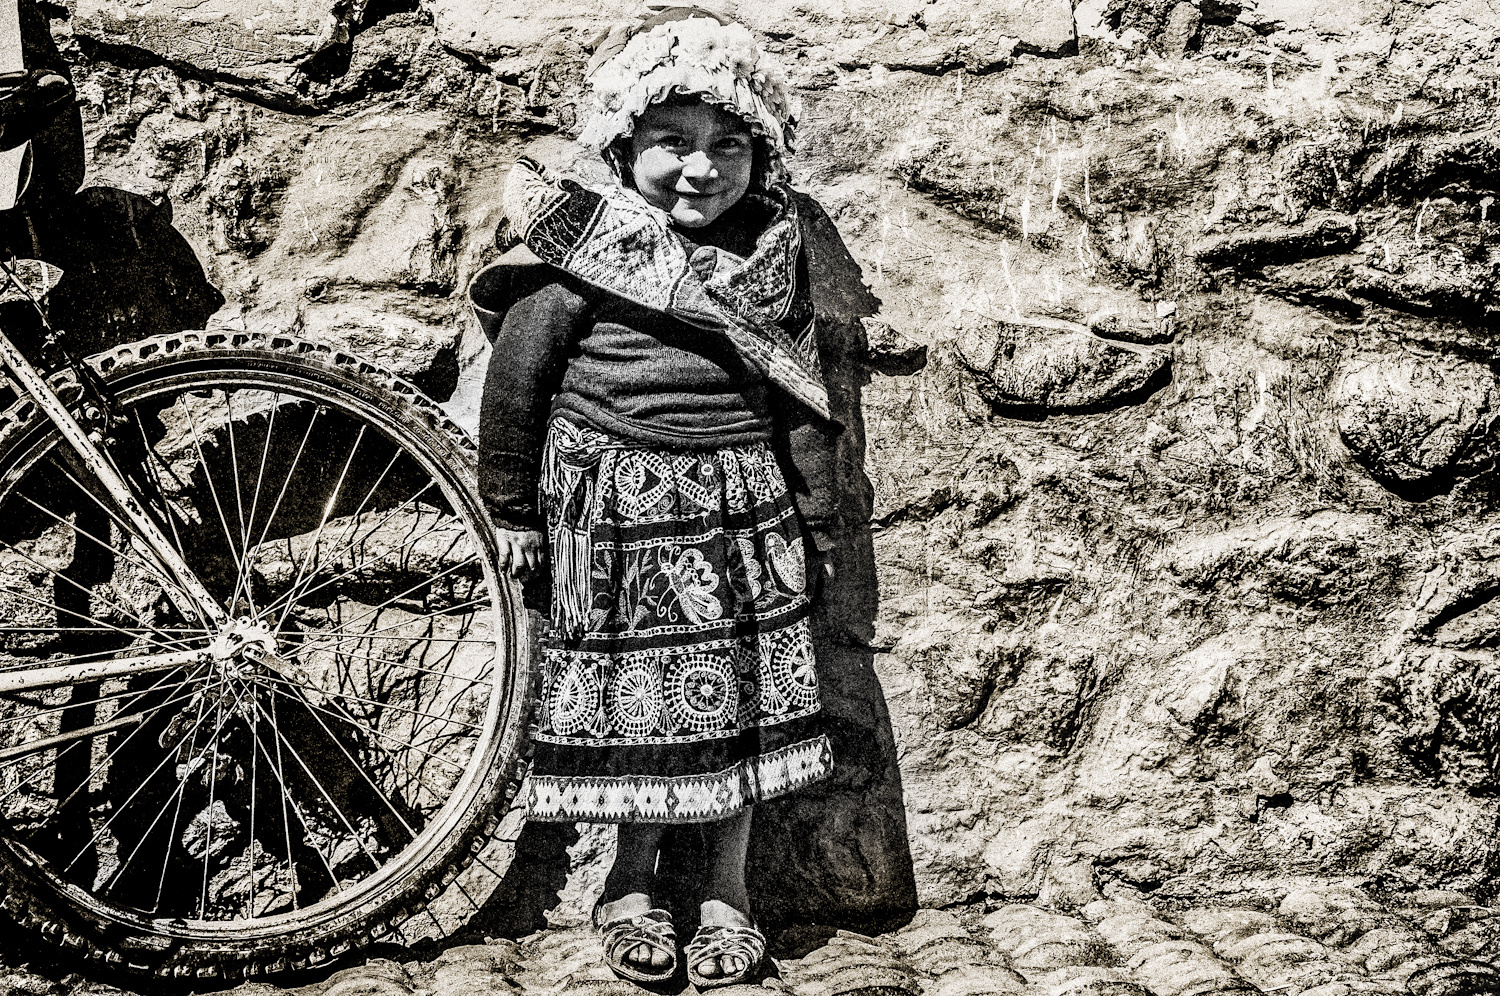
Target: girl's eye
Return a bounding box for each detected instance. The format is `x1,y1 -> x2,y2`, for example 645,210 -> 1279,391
716,138 -> 750,155
656,134 -> 688,150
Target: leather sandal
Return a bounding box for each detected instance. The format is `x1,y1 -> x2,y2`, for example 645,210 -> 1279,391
594,902 -> 677,983
685,922 -> 766,988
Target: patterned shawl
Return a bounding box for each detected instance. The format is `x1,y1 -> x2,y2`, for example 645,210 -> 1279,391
502,156 -> 829,419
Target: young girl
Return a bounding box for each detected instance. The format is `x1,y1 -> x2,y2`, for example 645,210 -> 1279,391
474,7 -> 839,986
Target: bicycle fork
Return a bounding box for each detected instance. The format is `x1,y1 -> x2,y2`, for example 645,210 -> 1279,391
0,328 -> 230,695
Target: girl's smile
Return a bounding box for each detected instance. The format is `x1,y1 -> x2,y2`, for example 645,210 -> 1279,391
628,100 -> 754,228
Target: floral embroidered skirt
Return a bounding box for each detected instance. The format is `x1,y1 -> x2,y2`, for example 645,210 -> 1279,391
524,415 -> 833,824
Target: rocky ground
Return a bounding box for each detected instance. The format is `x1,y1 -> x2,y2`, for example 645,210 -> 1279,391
8,880 -> 1500,996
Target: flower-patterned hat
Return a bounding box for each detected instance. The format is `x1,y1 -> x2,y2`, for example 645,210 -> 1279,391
579,5 -> 800,156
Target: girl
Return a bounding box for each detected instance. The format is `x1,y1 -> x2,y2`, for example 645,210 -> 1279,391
474,7 -> 840,986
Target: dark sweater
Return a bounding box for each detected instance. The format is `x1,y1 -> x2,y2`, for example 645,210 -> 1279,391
477,206 -> 838,541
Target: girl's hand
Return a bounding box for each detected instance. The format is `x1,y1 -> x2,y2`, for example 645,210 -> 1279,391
495,527 -> 547,578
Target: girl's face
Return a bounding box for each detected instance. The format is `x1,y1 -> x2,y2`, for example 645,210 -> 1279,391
628,100 -> 754,228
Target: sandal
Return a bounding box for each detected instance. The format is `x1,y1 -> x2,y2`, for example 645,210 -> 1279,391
685,922 -> 766,988
594,902 -> 677,983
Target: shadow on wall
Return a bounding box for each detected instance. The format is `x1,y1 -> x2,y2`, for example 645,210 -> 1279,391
745,195 -> 918,934
461,193 -> 919,938
0,0 -> 223,357
0,0 -> 221,969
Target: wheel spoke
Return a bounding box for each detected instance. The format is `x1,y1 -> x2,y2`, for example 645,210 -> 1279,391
39,670 -> 212,819
311,645 -> 495,687
175,394 -> 250,602
253,479 -> 440,620
290,561 -> 483,657
223,391 -> 248,592
58,671 -> 226,871
259,693 -> 341,901
269,445 -> 406,616
267,693 -> 303,907
198,667 -> 228,916
296,597 -> 490,660
253,679 -> 468,814
246,672 -> 258,921
131,409 -> 192,572
247,693 -> 387,878
113,665 -> 215,902
266,677 -> 415,837
46,459 -> 219,634
229,390 -> 281,614
0,665 -> 200,807
0,538 -> 157,633
14,482 -> 205,626
247,676 -> 468,774
107,754 -> 192,899
300,634 -> 496,645
0,673 -> 200,726
0,626 -> 203,634
244,404 -> 320,580
0,581 -> 202,656
248,669 -> 481,732
273,425 -> 367,634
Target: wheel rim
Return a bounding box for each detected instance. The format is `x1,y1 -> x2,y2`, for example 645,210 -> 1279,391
0,367 -> 514,936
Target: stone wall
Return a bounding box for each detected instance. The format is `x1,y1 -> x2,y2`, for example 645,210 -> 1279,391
38,0 -> 1500,932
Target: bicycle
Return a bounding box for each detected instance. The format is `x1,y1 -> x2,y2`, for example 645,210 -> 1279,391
0,262 -> 530,976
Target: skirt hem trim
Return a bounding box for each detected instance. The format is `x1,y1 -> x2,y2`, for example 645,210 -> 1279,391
524,733 -> 833,824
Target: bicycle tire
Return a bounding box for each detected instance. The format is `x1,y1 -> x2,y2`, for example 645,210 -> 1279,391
0,330 -> 530,978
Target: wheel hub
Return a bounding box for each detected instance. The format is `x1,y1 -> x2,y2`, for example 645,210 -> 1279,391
206,616 -> 278,680
208,616 -> 277,661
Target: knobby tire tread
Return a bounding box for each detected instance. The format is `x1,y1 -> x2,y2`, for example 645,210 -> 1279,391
0,331 -> 529,978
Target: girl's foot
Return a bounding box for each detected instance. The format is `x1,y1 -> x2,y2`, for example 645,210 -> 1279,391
595,892 -> 676,979
688,899 -> 763,984
598,824 -> 670,976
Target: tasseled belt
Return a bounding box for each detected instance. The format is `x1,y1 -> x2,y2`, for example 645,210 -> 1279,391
539,416 -> 616,640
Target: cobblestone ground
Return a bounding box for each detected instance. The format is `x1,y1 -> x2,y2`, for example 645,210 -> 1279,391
6,883 -> 1500,996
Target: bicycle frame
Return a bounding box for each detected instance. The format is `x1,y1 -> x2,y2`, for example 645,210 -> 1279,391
0,324 -> 227,702
0,292 -> 524,964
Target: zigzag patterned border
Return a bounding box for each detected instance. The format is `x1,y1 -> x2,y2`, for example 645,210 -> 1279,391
525,734 -> 833,824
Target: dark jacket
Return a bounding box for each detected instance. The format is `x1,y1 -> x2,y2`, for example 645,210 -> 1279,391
472,196 -> 843,549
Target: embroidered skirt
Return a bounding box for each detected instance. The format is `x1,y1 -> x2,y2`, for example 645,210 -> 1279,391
524,415 -> 833,824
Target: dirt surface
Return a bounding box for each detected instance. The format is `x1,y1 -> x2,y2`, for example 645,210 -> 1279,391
6,880 -> 1500,995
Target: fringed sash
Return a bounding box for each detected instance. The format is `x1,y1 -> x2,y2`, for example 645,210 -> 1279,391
503,156 -> 829,419
540,417 -> 608,640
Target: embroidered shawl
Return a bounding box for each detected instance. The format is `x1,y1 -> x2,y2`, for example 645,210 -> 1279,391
502,156 -> 830,419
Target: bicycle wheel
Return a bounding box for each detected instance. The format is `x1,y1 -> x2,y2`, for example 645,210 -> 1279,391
0,331 -> 529,977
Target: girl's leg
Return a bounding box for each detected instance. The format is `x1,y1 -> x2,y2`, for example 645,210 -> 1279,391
694,808 -> 754,979
599,823 -> 670,970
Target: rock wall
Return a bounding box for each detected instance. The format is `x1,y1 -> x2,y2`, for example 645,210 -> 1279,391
36,0 -> 1500,932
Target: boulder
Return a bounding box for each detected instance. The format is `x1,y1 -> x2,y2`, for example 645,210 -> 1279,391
73,0 -> 365,107
954,313 -> 1171,412
428,0 -> 1075,71
425,0 -> 633,62
863,317 -> 929,375
1158,3 -> 1201,56
1191,214 -> 1359,271
1334,353 -> 1499,493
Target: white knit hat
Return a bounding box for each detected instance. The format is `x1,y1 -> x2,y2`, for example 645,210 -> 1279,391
578,6 -> 800,156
